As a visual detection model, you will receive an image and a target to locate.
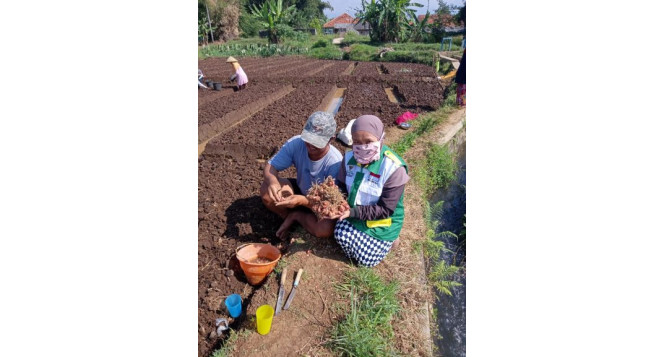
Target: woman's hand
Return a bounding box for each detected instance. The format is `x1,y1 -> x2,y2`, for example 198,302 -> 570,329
328,207 -> 350,221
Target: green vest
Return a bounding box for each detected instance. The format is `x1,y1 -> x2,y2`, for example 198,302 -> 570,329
345,145 -> 408,242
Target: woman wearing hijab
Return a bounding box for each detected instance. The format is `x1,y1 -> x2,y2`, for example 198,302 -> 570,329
331,115 -> 410,267
226,56 -> 248,91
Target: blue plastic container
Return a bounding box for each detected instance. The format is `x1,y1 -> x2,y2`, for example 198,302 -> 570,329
225,294 -> 242,318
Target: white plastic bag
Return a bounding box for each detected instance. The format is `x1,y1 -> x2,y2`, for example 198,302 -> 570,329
337,119 -> 355,146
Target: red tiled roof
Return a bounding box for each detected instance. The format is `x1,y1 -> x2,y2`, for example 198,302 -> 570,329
323,13 -> 355,28
417,13 -> 457,26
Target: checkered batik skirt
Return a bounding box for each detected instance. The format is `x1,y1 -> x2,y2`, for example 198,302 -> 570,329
456,83 -> 466,107
334,219 -> 394,267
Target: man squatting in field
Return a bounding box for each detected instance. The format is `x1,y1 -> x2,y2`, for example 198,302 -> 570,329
260,111 -> 343,239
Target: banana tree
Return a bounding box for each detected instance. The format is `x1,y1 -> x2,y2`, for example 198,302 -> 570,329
356,0 -> 423,43
250,0 -> 296,43
406,10 -> 430,42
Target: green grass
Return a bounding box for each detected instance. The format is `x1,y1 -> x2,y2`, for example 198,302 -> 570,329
443,82 -> 458,108
413,201 -> 447,258
438,61 -> 453,75
198,35 -> 342,59
391,42 -> 440,52
346,43 -> 379,62
342,32 -> 372,46
274,255 -> 290,274
414,142 -> 457,197
199,33 -> 462,68
210,329 -> 252,357
309,45 -> 344,60
328,268 -> 400,357
391,106 -> 455,157
379,50 -> 437,66
311,38 -> 330,48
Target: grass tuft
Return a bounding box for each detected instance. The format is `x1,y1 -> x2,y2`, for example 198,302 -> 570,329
328,268 -> 400,357
379,50 -> 437,66
391,106 -> 455,156
210,329 -> 252,357
309,45 -> 344,60
414,143 -> 457,197
346,43 -> 379,62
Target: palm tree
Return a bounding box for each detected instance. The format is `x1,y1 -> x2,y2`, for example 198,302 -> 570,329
250,0 -> 296,43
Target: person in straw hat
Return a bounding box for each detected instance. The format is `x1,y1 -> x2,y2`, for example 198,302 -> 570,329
226,56 -> 248,91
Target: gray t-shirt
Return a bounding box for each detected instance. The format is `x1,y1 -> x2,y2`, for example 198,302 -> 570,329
268,135 -> 343,194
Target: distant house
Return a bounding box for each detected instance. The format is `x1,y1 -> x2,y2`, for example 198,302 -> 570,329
323,13 -> 370,35
352,19 -> 371,36
417,14 -> 465,33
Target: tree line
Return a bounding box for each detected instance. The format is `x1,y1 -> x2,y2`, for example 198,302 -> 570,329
198,0 -> 465,45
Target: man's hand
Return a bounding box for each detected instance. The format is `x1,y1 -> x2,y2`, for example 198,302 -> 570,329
267,182 -> 284,202
274,194 -> 307,209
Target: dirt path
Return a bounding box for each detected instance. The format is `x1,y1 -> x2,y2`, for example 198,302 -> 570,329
222,107 -> 467,356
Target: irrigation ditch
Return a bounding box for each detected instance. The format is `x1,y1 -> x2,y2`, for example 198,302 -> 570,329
430,126 -> 466,357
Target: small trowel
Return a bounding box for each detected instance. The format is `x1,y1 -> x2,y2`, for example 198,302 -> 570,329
275,267 -> 287,316
283,268 -> 303,310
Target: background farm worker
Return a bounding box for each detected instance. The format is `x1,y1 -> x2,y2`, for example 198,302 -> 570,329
198,69 -> 208,89
260,111 -> 343,239
226,56 -> 248,91
331,115 -> 410,267
455,49 -> 466,107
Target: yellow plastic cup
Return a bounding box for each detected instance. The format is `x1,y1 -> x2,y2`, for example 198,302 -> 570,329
256,304 -> 274,335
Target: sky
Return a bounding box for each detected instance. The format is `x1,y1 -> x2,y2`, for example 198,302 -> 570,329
323,0 -> 465,19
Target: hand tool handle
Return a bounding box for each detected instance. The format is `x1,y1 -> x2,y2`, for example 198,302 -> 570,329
294,269 -> 303,286
281,268 -> 287,285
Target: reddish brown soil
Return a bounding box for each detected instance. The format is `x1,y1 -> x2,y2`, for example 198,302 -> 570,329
199,83 -> 283,127
395,81 -> 446,111
198,56 -> 449,357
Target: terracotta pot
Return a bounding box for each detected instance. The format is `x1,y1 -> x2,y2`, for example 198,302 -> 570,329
236,243 -> 281,285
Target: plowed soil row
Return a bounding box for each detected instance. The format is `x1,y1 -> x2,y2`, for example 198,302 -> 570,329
198,87 -> 235,107
352,61 -> 383,77
334,82 -> 405,129
207,84 -> 335,150
395,81 -> 446,111
264,60 -> 322,77
245,59 -> 310,77
199,56 -> 297,79
198,85 -> 295,144
382,62 -> 437,76
199,83 -> 281,127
